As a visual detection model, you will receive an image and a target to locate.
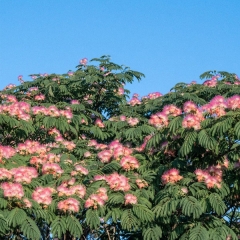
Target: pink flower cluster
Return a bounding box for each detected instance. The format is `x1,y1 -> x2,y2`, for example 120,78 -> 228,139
97,140 -> 135,166
95,118 -> 105,128
117,87 -> 124,95
57,179 -> 86,198
226,95 -> 240,110
71,100 -> 80,104
161,168 -> 183,185
0,145 -> 16,162
17,140 -> 48,155
3,84 -> 16,90
0,98 -> 31,121
106,173 -> 131,191
34,94 -> 45,101
71,164 -> 89,176
182,101 -> 204,130
58,198 -> 80,213
10,166 -> 38,184
136,179 -> 148,189
0,168 -> 12,180
149,104 -> 181,129
94,173 -> 131,191
80,58 -> 88,66
124,194 -> 137,205
85,188 -> 108,209
1,182 -> 24,199
127,117 -> 139,126
48,128 -> 76,150
149,112 -> 169,128
23,198 -> 32,208
120,156 -> 139,171
32,187 -> 55,205
30,153 -> 60,167
128,94 -> 141,106
203,76 -> 219,87
201,96 -> 227,117
195,165 -> 223,188
109,115 -> 139,127
135,135 -> 152,152
162,105 -> 182,117
147,92 -> 162,100
32,105 -> 73,119
42,163 -> 64,176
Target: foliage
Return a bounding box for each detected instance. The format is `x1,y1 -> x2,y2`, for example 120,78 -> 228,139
0,57 -> 239,239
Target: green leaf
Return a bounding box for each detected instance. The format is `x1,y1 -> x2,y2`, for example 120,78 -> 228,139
198,129 -> 217,150
180,196 -> 203,219
50,216 -> 67,238
208,193 -> 226,215
86,209 -> 100,229
20,216 -> 41,239
179,131 -> 197,156
66,215 -> 83,238
7,208 -> 27,227
132,204 -> 154,222
121,209 -> 139,231
189,224 -> 209,240
142,225 -> 162,240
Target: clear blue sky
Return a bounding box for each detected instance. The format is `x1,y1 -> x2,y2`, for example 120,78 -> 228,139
0,1 -> 240,97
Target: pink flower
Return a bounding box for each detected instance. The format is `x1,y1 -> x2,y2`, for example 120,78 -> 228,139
71,100 -> 79,104
124,194 -> 137,205
162,105 -> 182,116
32,187 -> 55,205
1,182 -> 24,199
161,168 -> 183,185
98,150 -> 112,163
95,118 -> 105,128
120,156 -> 140,171
80,58 -> 88,66
35,94 -> 45,101
105,173 -> 131,191
74,165 -> 89,175
149,112 -> 168,128
117,87 -> 124,95
58,198 -> 80,213
127,117 -> 139,126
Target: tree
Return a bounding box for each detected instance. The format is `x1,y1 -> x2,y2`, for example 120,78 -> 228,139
0,56 -> 239,239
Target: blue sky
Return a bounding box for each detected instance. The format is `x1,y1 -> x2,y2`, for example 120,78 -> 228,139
0,0 -> 240,97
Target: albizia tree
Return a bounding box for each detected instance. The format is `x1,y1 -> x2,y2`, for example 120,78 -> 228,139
0,56 -> 239,240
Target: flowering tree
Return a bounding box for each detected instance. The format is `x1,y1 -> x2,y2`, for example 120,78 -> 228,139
0,56 -> 239,239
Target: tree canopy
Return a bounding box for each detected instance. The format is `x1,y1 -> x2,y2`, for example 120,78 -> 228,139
0,56 -> 239,240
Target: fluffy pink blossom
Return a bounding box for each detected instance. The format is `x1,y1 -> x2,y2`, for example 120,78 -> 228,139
35,94 -> 45,101
95,118 -> 105,128
127,117 -> 139,126
162,105 -> 182,116
105,173 -> 131,191
42,163 -> 64,176
80,58 -> 88,66
10,167 -> 38,184
120,156 -> 140,171
32,187 -> 55,205
161,168 -> 183,185
74,165 -> 89,175
1,182 -> 24,199
58,198 -> 79,213
98,150 -> 112,163
85,188 -> 108,209
182,114 -> 201,130
71,100 -> 79,104
136,179 -> 148,189
149,112 -> 168,128
124,194 -> 137,205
